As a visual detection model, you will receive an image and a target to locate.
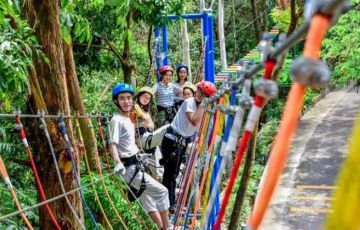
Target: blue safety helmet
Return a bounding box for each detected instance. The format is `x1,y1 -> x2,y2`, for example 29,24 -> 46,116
112,83 -> 135,100
176,63 -> 189,74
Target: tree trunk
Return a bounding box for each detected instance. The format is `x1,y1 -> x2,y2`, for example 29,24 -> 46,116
218,0 -> 227,70
286,0 -> 304,35
260,0 -> 268,31
147,25 -> 153,78
229,125 -> 258,230
63,42 -> 101,171
181,20 -> 192,80
22,1 -> 83,228
122,7 -> 136,84
250,0 -> 261,43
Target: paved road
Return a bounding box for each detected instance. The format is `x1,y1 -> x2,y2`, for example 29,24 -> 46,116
259,88 -> 360,230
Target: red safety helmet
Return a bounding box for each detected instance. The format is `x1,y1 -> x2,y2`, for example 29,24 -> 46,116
197,81 -> 217,97
159,65 -> 174,75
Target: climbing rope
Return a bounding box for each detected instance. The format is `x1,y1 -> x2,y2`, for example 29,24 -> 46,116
72,116 -> 116,230
57,117 -> 100,230
14,114 -> 61,230
0,156 -> 34,230
38,113 -> 85,229
247,1 -> 349,229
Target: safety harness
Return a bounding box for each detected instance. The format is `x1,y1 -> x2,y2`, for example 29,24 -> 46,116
157,105 -> 177,126
121,155 -> 146,202
161,126 -> 192,169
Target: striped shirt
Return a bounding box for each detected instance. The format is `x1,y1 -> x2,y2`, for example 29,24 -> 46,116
152,82 -> 177,108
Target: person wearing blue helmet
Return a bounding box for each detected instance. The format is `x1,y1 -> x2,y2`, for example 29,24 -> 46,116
173,63 -> 191,109
110,83 -> 172,230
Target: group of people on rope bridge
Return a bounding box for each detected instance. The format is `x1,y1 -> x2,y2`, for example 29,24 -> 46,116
109,63 -> 217,230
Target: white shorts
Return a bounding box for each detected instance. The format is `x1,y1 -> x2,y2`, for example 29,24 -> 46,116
123,164 -> 169,213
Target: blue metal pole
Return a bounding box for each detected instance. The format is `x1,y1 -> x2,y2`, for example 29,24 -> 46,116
167,13 -> 204,20
207,12 -> 215,83
162,24 -> 169,65
154,26 -> 161,81
202,13 -> 209,82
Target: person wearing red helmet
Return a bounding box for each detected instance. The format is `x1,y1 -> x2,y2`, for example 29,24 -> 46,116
152,65 -> 182,128
159,80 -> 217,214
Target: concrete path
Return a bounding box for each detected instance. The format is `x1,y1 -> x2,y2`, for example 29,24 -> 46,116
259,88 -> 360,230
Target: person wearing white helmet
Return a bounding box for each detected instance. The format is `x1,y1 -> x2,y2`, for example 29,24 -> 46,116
182,82 -> 197,100
134,86 -> 170,152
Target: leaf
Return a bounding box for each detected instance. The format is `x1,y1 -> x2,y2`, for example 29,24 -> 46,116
61,25 -> 72,44
61,0 -> 69,8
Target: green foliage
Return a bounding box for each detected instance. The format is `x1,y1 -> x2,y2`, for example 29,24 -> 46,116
322,2 -> 360,86
270,7 -> 304,32
0,1 -> 45,111
81,173 -> 157,229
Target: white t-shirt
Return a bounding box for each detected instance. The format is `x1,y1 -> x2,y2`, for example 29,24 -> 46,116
171,97 -> 199,138
110,113 -> 139,158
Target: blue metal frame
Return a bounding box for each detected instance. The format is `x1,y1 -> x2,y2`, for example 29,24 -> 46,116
155,12 -> 215,83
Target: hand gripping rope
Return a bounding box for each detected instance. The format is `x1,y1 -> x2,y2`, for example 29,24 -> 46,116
0,156 -> 34,230
57,117 -> 100,230
213,52 -> 279,229
247,1 -> 349,229
201,74 -> 253,230
71,116 -> 114,230
77,116 -> 129,230
14,114 -> 61,230
38,112 -> 85,229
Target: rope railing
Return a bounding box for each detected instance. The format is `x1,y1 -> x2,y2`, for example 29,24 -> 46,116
0,171 -> 116,222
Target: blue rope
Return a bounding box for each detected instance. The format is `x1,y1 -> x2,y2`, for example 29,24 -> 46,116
58,118 -> 100,230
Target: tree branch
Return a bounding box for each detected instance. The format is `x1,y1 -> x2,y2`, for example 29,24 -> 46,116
9,157 -> 30,167
94,34 -> 125,65
73,42 -> 112,51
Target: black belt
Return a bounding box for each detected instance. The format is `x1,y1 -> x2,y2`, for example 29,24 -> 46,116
167,126 -> 192,144
157,105 -> 175,113
120,155 -> 138,168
